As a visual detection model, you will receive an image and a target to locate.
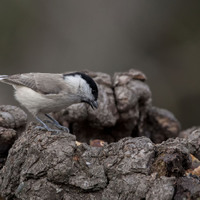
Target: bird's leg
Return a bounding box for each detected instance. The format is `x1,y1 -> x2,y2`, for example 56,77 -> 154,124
35,116 -> 60,134
45,114 -> 69,133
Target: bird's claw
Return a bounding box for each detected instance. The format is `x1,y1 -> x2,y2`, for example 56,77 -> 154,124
44,114 -> 70,133
35,126 -> 61,135
55,124 -> 69,133
35,115 -> 70,134
41,122 -> 69,133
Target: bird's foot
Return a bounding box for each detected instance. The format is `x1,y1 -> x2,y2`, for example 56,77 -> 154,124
35,126 -> 61,135
44,114 -> 70,133
54,124 -> 69,133
43,120 -> 69,133
35,115 -> 70,134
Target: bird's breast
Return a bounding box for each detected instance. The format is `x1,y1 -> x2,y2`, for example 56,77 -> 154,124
14,86 -> 78,115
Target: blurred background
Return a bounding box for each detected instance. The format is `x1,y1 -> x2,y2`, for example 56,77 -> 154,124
0,0 -> 199,129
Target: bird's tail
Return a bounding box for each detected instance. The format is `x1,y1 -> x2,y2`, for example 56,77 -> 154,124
0,75 -> 8,80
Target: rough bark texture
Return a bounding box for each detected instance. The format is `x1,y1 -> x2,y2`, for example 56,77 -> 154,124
0,105 -> 27,169
0,69 -> 199,200
1,126 -> 200,200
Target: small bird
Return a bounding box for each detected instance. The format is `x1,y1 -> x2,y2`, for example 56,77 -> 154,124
0,72 -> 98,132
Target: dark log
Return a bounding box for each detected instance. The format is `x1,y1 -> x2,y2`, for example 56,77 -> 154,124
0,105 -> 27,169
1,127 -> 199,199
0,70 -> 199,199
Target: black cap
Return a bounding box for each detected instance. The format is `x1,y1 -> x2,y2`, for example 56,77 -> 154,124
63,72 -> 98,100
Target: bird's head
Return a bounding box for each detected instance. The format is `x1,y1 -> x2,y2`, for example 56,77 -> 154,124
63,72 -> 98,109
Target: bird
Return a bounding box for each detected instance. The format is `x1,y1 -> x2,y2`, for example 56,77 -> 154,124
0,72 -> 98,132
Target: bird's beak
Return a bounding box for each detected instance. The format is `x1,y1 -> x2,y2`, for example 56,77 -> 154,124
89,100 -> 98,109
82,99 -> 98,109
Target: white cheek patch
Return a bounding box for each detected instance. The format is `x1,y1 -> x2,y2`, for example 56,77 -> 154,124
64,75 -> 82,89
64,74 -> 91,96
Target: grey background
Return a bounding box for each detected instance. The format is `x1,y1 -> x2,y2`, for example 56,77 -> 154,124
0,0 -> 200,129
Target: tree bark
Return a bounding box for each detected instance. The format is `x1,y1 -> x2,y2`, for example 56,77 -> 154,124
0,69 -> 200,200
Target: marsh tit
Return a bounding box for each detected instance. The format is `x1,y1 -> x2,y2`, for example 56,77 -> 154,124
0,72 -> 98,132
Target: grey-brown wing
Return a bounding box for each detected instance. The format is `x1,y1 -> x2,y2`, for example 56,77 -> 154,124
2,73 -> 65,95
0,73 -> 38,91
